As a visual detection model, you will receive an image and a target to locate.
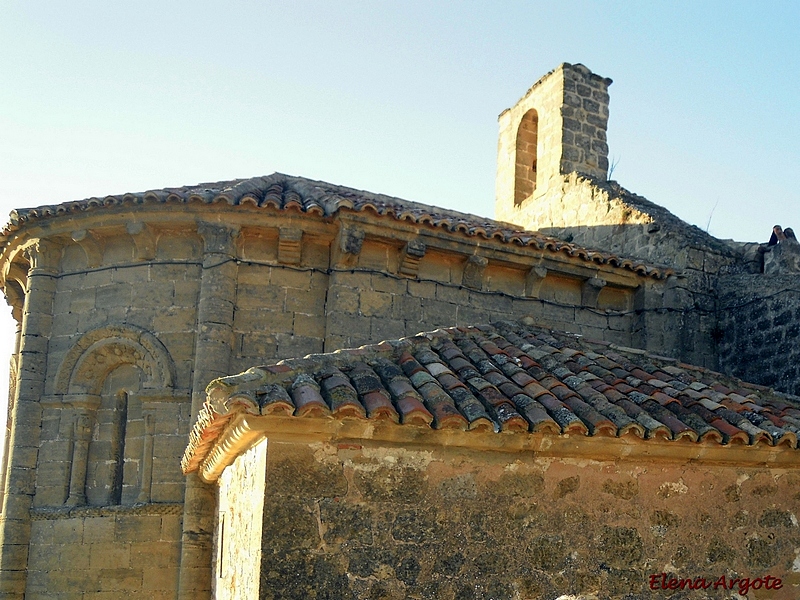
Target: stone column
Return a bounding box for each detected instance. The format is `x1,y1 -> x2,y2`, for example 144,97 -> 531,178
177,222 -> 239,600
137,411 -> 155,504
65,411 -> 94,505
0,239 -> 60,598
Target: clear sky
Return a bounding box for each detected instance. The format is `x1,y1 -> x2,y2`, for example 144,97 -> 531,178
0,1 -> 798,445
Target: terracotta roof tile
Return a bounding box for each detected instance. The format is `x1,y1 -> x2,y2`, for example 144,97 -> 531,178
2,173 -> 674,279
183,320 -> 800,474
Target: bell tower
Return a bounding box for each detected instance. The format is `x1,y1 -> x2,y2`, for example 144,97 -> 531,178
495,63 -> 612,224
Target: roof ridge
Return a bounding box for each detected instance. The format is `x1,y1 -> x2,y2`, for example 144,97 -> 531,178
1,173 -> 676,279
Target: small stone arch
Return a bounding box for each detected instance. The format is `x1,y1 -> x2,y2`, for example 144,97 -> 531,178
515,108 -> 539,205
56,324 -> 176,395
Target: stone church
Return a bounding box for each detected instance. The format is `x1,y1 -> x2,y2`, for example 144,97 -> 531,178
0,63 -> 798,599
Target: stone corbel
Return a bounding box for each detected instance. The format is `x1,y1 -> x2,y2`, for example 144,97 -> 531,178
332,226 -> 365,268
581,277 -> 607,308
525,265 -> 548,298
398,240 -> 426,278
462,255 -> 488,290
278,227 -> 303,265
198,221 -> 240,257
71,230 -> 103,268
127,222 -> 157,261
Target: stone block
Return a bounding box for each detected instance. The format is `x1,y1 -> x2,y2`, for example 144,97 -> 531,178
95,283 -> 133,308
407,280 -> 437,299
371,318 -> 406,342
150,481 -> 185,503
372,273 -> 407,294
143,566 -> 179,591
470,292 -> 513,313
270,267 -> 312,290
152,308 -> 196,333
69,288 -> 96,313
96,567 -> 143,590
392,295 -> 422,321
435,284 -> 470,305
421,299 -> 458,326
83,517 -> 116,543
235,283 -> 285,310
359,290 -> 393,317
326,313 -> 365,337
276,334 -> 324,358
326,285 -> 359,314
293,314 -> 326,338
112,265 -> 150,284
89,542 -> 132,570
285,284 -> 326,313
115,515 -> 162,543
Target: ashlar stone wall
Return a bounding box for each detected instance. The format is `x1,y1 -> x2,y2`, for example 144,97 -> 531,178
246,440 -> 800,600
0,202 -> 662,599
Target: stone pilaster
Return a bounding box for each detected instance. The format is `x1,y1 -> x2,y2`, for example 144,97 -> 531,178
177,222 -> 239,600
0,238 -> 60,598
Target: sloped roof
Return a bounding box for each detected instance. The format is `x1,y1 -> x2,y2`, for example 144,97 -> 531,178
183,320 -> 800,478
2,173 -> 673,279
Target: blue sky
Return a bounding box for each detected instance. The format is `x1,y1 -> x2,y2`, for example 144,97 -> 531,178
0,1 -> 798,429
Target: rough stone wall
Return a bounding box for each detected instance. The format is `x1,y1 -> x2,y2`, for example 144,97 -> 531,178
497,172 -> 772,371
259,441 -> 800,600
214,439 -> 267,600
717,274 -> 800,395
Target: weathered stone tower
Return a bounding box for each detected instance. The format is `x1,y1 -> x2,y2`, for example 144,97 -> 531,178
495,63 -> 612,228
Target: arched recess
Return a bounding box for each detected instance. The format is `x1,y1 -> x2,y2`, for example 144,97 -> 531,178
55,324 -> 176,395
515,108 -> 539,206
55,324 -> 177,506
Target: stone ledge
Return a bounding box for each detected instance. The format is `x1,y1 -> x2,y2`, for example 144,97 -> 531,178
30,502 -> 183,520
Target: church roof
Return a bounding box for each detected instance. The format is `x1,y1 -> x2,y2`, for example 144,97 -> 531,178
183,320 -> 800,480
2,173 -> 673,279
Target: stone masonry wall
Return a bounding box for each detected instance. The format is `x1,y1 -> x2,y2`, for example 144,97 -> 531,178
215,439 -> 267,600
259,441 -> 800,600
26,506 -> 182,600
2,206 -> 658,598
717,275 -> 800,395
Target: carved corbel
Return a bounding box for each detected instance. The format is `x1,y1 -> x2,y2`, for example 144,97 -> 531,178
331,226 -> 364,268
126,222 -> 156,261
398,240 -> 426,278
278,227 -> 303,265
525,265 -> 548,298
462,255 -> 488,290
581,277 -> 607,308
198,222 -> 240,257
71,230 -> 103,268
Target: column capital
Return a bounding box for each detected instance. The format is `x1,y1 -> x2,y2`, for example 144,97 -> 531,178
23,238 -> 61,276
